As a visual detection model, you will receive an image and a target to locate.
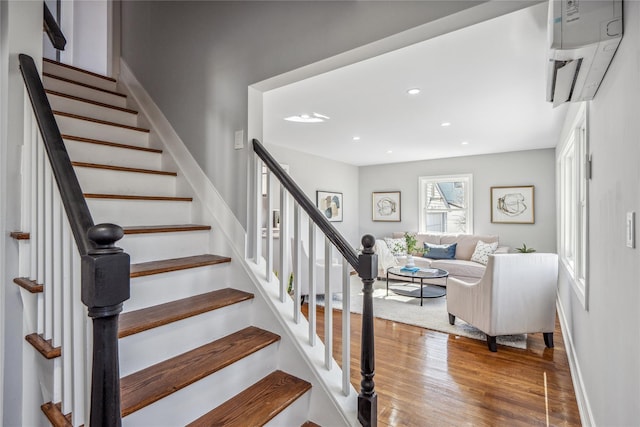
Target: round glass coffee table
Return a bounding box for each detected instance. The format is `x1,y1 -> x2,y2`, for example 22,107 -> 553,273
386,266 -> 449,306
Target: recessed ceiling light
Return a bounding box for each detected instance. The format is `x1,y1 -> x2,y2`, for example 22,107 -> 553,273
387,150 -> 393,154
284,112 -> 330,123
441,122 -> 451,127
352,136 -> 361,141
407,88 -> 421,95
461,141 -> 469,145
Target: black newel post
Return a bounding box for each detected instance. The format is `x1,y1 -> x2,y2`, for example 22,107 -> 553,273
358,235 -> 378,427
82,224 -> 130,427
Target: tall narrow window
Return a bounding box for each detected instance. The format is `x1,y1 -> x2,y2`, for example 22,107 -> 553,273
558,104 -> 589,309
419,174 -> 473,234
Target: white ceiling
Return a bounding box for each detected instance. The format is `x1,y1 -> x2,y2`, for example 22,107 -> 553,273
263,3 -> 568,167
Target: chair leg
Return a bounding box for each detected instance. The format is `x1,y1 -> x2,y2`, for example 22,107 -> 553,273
543,332 -> 554,348
486,335 -> 497,352
448,313 -> 455,325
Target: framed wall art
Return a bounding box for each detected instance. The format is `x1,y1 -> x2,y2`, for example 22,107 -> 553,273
372,191 -> 401,222
316,191 -> 343,222
490,185 -> 535,224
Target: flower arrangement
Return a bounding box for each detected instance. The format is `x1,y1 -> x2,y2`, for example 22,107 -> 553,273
515,243 -> 536,253
404,232 -> 425,256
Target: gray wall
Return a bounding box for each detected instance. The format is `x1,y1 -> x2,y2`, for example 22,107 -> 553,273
556,1 -> 640,424
266,144 -> 360,248
120,0 -> 486,227
359,149 -> 557,252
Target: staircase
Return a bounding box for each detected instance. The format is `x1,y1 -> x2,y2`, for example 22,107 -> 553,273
17,57 -> 328,426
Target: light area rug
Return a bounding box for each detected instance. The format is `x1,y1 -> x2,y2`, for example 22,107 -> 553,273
325,276 -> 527,350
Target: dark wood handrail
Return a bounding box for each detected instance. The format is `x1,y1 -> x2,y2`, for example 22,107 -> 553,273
253,138 -> 377,426
19,53 -> 128,427
252,139 -> 359,268
43,3 -> 66,51
20,54 -> 93,255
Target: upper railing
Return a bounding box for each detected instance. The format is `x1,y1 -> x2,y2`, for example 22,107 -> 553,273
43,3 -> 66,51
252,139 -> 378,426
19,53 -> 129,426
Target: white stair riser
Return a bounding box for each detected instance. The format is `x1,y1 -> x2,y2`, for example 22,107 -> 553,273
43,61 -> 118,92
48,93 -> 138,127
265,391 -> 311,427
55,115 -> 149,148
74,167 -> 176,198
87,198 -> 192,226
120,230 -> 211,264
64,139 -> 162,170
126,266 -> 233,311
43,76 -> 127,108
122,344 -> 279,427
119,300 -> 254,377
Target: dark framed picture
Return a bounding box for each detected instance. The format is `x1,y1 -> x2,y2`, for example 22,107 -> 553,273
372,191 -> 401,222
490,185 -> 535,224
316,191 -> 343,222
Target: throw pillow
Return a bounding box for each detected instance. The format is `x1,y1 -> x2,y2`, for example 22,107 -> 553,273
384,237 -> 407,256
470,240 -> 499,265
423,242 -> 457,260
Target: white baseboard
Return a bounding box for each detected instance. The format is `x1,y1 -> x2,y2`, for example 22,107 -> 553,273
556,298 -> 595,426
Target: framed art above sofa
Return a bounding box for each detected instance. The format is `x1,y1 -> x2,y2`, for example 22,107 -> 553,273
373,191 -> 401,222
491,185 -> 535,224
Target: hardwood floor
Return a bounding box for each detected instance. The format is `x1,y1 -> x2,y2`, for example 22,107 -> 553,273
303,304 -> 581,426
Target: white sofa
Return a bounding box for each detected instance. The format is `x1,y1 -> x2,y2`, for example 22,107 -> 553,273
446,253 -> 559,351
375,232 -> 509,282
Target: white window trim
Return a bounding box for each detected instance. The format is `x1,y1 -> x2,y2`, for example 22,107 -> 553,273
418,174 -> 473,235
557,103 -> 589,310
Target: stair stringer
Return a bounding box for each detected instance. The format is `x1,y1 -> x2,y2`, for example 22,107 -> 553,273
119,60 -> 358,427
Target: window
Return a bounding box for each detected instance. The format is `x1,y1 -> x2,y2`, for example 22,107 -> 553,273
419,174 -> 473,234
558,103 -> 589,309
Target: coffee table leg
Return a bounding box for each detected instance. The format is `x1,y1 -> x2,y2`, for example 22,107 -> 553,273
420,278 -> 423,306
386,270 -> 389,296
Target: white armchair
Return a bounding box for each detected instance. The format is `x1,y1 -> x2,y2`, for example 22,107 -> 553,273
291,239 -> 345,302
446,253 -> 559,352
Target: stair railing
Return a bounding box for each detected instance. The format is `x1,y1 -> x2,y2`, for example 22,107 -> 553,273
43,2 -> 66,51
252,139 -> 377,427
18,54 -> 129,426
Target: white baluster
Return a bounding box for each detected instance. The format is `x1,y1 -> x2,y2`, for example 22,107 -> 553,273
324,238 -> 333,370
279,187 -> 287,302
308,222 -> 316,346
254,158 -> 262,265
61,219 -> 73,417
342,261 -> 351,396
265,170 -> 273,281
293,203 -> 301,323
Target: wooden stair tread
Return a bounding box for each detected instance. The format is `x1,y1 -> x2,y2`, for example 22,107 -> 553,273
41,402 -> 72,427
43,72 -> 126,97
119,288 -> 253,338
62,134 -> 162,153
26,333 -> 61,359
10,231 -> 30,240
46,89 -> 138,114
72,161 -> 177,176
53,111 -> 150,133
123,224 -> 211,234
120,326 -> 280,417
130,254 -> 231,278
302,422 -> 321,427
13,277 -> 43,293
84,193 -> 192,202
44,57 -> 117,83
187,370 -> 312,427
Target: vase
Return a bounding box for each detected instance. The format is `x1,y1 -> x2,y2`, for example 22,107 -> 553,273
405,254 -> 415,268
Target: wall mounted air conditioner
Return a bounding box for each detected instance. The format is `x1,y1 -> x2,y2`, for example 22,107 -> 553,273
547,0 -> 623,106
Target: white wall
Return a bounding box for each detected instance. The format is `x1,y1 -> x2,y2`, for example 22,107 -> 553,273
119,1 -> 511,228
0,2 -> 43,425
359,149 -> 557,252
556,1 -> 640,425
